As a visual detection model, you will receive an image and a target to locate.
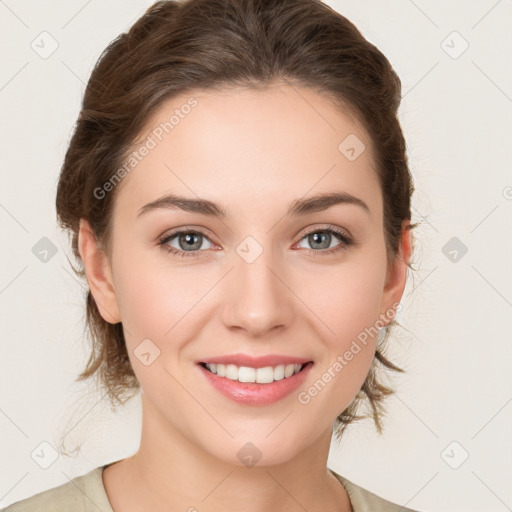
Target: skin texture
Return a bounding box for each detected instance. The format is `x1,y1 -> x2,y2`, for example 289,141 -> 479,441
78,83 -> 411,512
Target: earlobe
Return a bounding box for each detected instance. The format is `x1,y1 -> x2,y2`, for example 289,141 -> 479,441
78,219 -> 121,324
379,220 -> 412,323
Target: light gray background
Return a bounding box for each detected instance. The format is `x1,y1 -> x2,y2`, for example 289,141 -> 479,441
1,1 -> 511,511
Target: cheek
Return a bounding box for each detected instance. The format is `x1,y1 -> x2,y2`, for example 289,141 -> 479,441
112,262 -> 210,397
298,251 -> 387,345
113,253 -> 213,345
295,246 -> 387,395
297,265 -> 385,416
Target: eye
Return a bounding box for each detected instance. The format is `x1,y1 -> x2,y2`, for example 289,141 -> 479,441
157,224 -> 355,258
295,225 -> 354,256
158,229 -> 215,258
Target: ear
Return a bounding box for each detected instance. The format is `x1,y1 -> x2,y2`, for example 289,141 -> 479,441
78,219 -> 121,324
379,219 -> 412,324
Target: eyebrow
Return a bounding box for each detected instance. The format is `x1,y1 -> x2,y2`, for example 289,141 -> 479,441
136,191 -> 370,219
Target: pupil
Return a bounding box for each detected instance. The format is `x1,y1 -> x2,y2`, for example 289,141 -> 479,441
310,231 -> 330,249
180,233 -> 201,250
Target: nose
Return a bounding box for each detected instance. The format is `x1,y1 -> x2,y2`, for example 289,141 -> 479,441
222,243 -> 295,337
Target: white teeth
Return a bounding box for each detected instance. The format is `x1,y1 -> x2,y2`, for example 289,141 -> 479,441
204,363 -> 304,383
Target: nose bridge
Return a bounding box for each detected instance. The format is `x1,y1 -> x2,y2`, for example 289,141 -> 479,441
223,234 -> 292,335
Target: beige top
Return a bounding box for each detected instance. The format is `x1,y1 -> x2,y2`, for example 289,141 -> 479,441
1,462 -> 421,512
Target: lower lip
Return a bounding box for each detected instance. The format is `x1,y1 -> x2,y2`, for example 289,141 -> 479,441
197,362 -> 314,406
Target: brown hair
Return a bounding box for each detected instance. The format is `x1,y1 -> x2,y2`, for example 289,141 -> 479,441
56,0 -> 417,441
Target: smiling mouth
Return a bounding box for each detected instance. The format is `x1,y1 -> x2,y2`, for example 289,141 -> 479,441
198,361 -> 313,384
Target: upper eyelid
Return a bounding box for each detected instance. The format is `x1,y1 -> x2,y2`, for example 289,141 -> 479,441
296,224 -> 352,240
159,227 -> 217,246
160,225 -> 351,247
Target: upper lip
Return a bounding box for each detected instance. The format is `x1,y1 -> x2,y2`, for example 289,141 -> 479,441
198,353 -> 313,369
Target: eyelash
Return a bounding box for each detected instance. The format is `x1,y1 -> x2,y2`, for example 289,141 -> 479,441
157,225 -> 355,258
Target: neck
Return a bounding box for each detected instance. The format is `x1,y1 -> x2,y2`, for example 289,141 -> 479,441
103,394 -> 352,512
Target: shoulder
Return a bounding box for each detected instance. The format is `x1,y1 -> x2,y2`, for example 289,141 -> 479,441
329,469 -> 422,512
1,466 -> 113,512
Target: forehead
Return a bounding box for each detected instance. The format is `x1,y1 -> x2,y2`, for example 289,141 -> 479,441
114,83 -> 381,219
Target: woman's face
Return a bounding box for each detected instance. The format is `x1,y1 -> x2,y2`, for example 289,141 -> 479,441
83,83 -> 409,466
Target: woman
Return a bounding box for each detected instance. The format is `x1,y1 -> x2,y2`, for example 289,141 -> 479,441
2,0 -> 419,510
